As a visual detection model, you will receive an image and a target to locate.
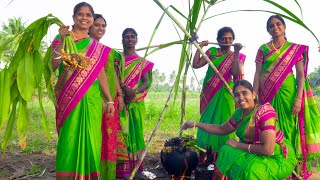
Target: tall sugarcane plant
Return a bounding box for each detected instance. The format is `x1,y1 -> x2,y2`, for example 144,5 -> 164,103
0,14 -> 81,154
129,0 -> 319,178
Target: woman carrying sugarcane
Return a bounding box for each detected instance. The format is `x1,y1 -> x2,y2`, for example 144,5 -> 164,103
88,13 -> 129,179
192,27 -> 245,162
120,28 -> 154,173
253,14 -> 320,178
51,2 -> 115,179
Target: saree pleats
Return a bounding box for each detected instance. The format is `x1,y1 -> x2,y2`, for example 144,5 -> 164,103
56,81 -> 102,179
216,141 -> 296,180
126,101 -> 146,171
197,84 -> 236,152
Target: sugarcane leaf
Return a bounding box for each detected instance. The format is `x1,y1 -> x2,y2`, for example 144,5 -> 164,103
17,96 -> 29,150
17,52 -> 36,101
0,69 -> 11,130
1,97 -> 18,155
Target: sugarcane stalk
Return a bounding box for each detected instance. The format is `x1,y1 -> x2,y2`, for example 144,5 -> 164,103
179,61 -> 189,137
153,0 -> 233,96
129,87 -> 174,179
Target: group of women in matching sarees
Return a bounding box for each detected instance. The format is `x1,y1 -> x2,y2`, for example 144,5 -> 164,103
51,2 -> 153,179
190,15 -> 320,179
50,1 -> 320,179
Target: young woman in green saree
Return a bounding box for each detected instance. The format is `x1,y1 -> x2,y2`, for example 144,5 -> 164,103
120,28 -> 154,172
253,15 -> 320,179
192,27 -> 245,161
51,3 -> 115,179
88,14 -> 128,179
182,80 -> 297,179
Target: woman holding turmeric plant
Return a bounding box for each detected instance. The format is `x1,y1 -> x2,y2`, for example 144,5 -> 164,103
51,2 -> 115,179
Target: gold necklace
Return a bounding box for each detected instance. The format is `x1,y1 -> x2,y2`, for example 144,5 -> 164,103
271,41 -> 286,54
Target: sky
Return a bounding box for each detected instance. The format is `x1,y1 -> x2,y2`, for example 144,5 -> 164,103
0,0 -> 319,86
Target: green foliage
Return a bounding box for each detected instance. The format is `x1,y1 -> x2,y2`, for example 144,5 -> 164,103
308,66 -> 320,96
0,14 -> 63,152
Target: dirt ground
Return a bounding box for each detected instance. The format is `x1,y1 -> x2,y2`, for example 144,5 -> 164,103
1,152 -> 320,180
0,151 -> 167,180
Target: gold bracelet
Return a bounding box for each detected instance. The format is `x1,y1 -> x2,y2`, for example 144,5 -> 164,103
248,144 -> 252,153
295,98 -> 302,103
107,101 -> 114,105
193,122 -> 197,130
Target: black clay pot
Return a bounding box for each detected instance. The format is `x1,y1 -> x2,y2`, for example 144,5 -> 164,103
160,137 -> 199,179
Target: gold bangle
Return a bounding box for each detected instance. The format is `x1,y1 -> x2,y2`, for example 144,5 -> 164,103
248,144 -> 252,153
107,101 -> 114,105
295,98 -> 302,103
193,122 -> 197,130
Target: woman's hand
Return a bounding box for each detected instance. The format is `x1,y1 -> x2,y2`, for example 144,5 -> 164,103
233,43 -> 243,53
104,103 -> 115,118
226,138 -> 239,148
181,120 -> 196,130
117,96 -> 125,111
291,98 -> 302,115
198,40 -> 209,48
58,25 -> 70,39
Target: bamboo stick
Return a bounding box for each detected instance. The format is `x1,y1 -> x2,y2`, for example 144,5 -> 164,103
135,41 -> 234,51
128,88 -> 174,179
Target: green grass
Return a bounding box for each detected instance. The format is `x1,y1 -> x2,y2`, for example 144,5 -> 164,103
1,92 -> 319,155
0,92 -> 200,155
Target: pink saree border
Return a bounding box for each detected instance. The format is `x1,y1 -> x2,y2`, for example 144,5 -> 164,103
200,53 -> 234,114
55,40 -> 111,133
260,44 -> 305,103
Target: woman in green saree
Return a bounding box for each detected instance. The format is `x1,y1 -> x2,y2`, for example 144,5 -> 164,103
88,14 -> 128,179
253,15 -> 320,178
120,28 -> 154,172
51,2 -> 115,179
182,80 -> 297,179
192,27 -> 245,162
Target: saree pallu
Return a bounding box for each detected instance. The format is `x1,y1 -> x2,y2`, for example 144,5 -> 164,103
216,103 -> 297,179
122,54 -> 154,172
53,36 -> 111,179
197,47 -> 245,153
100,49 -> 129,180
256,42 -> 320,177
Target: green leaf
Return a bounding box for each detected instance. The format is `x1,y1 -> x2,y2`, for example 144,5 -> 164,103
43,47 -> 56,104
0,69 -> 11,129
33,50 -> 43,85
1,98 -> 18,155
37,88 -> 51,141
17,97 -> 29,150
17,52 -> 36,101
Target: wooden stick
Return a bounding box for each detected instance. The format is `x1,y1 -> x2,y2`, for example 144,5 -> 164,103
128,88 -> 174,179
135,41 -> 235,51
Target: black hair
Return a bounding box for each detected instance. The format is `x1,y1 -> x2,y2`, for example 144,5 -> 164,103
216,27 -> 235,41
122,28 -> 138,38
233,80 -> 253,93
73,2 -> 94,16
93,14 -> 106,25
266,15 -> 286,31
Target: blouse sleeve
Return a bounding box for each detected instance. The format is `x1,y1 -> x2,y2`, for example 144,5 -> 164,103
51,34 -> 62,50
256,103 -> 277,131
205,49 -> 212,59
296,54 -> 304,63
255,46 -> 264,64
